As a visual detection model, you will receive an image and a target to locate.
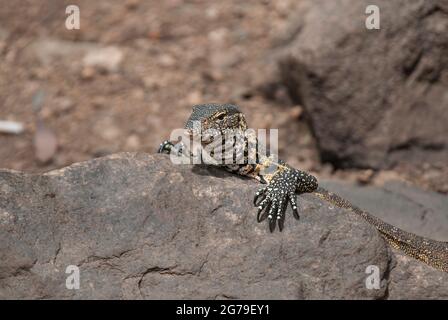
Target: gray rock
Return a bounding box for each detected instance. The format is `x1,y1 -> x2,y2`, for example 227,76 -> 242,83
0,153 -> 446,299
320,180 -> 448,299
320,180 -> 448,242
274,0 -> 448,169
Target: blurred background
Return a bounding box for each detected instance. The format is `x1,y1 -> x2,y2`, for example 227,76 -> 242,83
1,0 -> 447,194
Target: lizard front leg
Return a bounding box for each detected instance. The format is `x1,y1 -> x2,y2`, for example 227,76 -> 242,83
254,167 -> 318,232
158,140 -> 184,155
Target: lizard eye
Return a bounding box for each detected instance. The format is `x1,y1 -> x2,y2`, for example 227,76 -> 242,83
214,112 -> 226,120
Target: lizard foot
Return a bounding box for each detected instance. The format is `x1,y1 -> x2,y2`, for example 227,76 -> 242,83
157,140 -> 174,154
158,141 -> 185,156
253,169 -> 300,232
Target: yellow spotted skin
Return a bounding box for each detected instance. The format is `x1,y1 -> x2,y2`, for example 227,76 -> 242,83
158,103 -> 448,273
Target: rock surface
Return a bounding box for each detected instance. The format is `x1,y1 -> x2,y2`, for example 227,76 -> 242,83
274,0 -> 448,169
320,180 -> 448,299
0,153 -> 447,299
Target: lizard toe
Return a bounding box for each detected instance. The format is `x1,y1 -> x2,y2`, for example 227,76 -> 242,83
257,198 -> 270,222
254,187 -> 267,206
289,192 -> 300,220
157,140 -> 173,154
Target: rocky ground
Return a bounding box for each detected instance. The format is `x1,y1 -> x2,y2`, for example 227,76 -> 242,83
1,0 -> 447,300
1,0 -> 447,194
1,153 -> 447,299
0,0 -> 318,174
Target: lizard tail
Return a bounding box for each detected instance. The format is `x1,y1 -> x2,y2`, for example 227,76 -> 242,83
313,187 -> 448,273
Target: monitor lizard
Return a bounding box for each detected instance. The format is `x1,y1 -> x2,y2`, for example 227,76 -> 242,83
157,103 -> 448,273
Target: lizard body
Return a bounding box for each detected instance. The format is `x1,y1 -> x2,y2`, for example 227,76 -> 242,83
158,103 -> 448,272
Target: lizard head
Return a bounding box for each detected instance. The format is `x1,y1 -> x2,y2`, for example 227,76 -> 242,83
184,103 -> 247,141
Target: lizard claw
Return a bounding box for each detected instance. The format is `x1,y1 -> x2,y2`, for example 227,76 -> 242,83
288,192 -> 300,220
254,168 -> 301,232
256,197 -> 270,222
158,141 -> 185,156
254,187 -> 267,206
158,140 -> 174,154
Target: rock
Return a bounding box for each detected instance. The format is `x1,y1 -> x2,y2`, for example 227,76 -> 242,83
124,135 -> 141,150
125,0 -> 140,10
208,28 -> 229,45
210,48 -> 242,69
80,66 -> 96,80
30,39 -> 124,76
205,7 -> 219,20
0,120 -> 24,135
289,106 -> 303,120
274,0 -> 448,169
186,90 -> 203,105
56,97 -> 75,114
320,179 -> 448,299
319,180 -> 448,243
158,54 -> 176,68
33,123 -> 58,164
30,39 -> 96,66
0,153 -> 446,299
0,27 -> 9,54
142,75 -> 159,90
0,27 -> 9,42
95,117 -> 122,142
82,46 -> 124,73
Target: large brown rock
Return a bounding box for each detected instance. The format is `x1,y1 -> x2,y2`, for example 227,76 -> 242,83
274,0 -> 448,168
0,153 -> 447,299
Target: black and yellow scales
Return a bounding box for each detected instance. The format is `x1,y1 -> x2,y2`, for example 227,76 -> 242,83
158,103 -> 448,273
